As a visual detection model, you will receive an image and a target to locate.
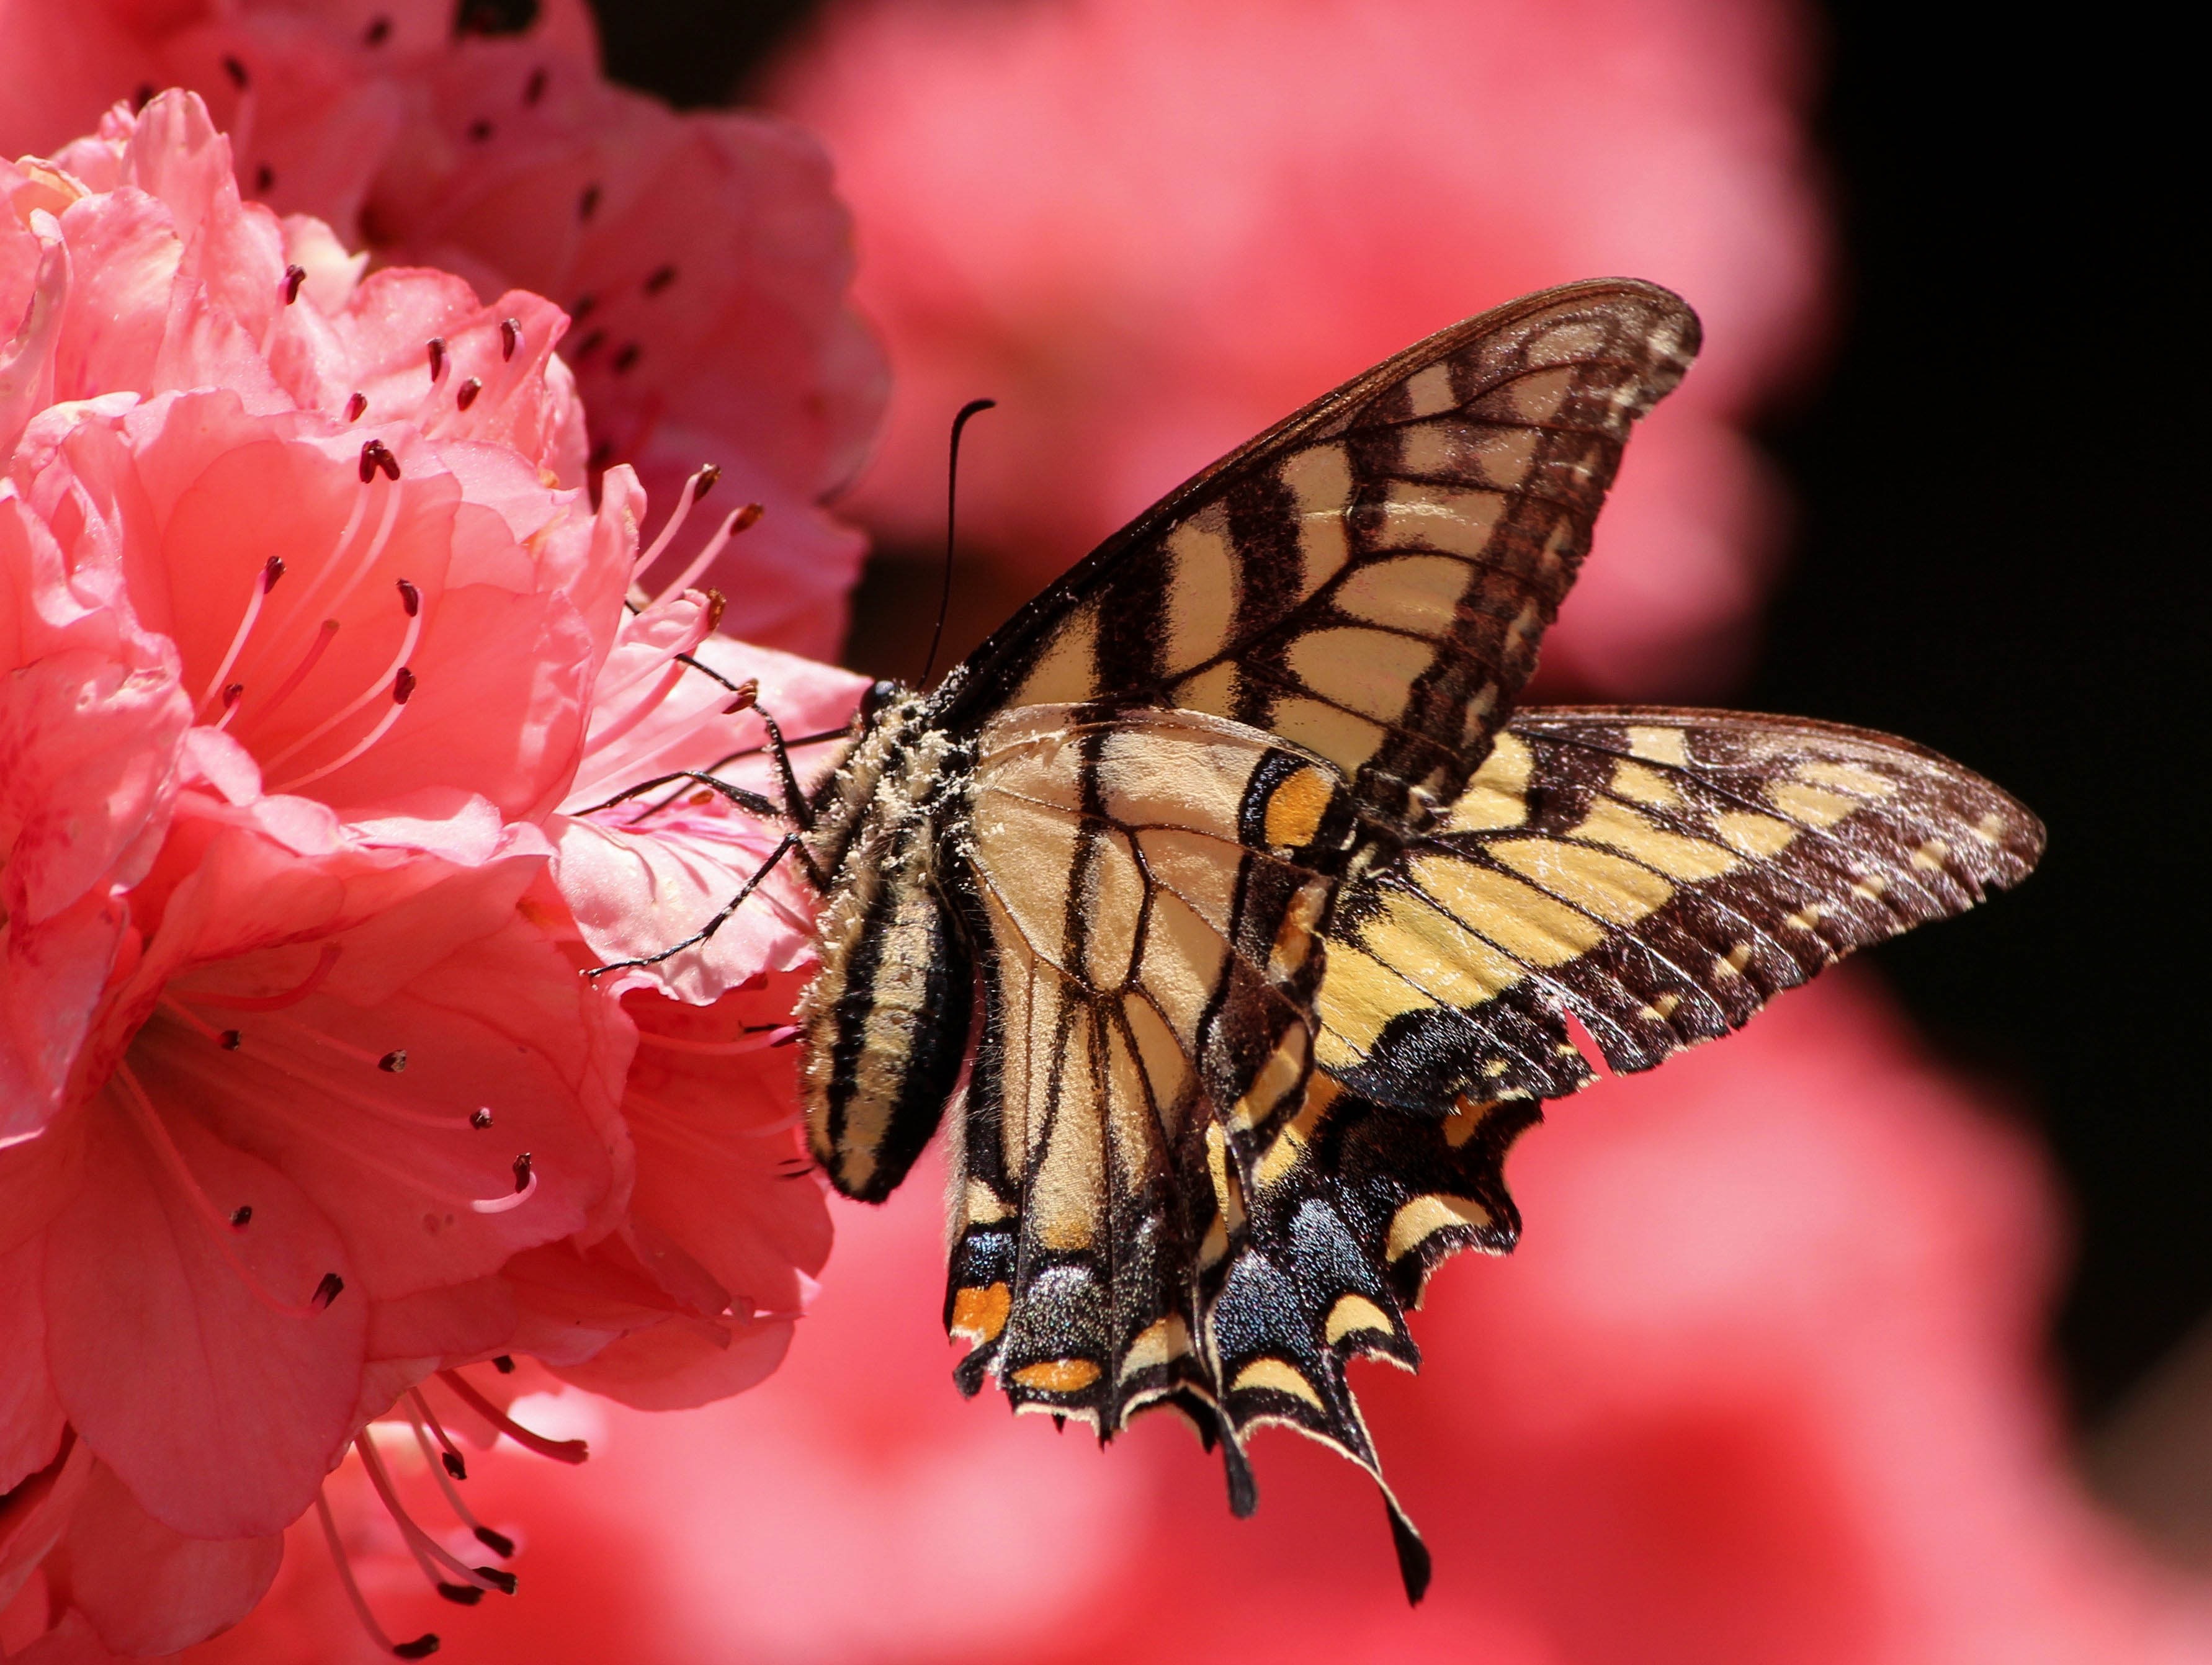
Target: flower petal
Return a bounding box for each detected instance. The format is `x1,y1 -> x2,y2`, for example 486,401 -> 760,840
60,1457 -> 281,1656
0,1236 -> 65,1496
140,896 -> 631,1301
42,1095 -> 365,1538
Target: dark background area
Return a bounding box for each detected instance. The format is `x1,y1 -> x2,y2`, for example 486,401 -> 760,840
581,0 -> 2203,1422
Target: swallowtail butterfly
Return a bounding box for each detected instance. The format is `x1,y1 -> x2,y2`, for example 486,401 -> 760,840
760,280 -> 2038,1599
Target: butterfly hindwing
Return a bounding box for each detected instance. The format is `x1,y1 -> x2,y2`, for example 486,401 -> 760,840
947,704 -> 1357,1432
938,280 -> 1700,831
1317,707 -> 2047,1111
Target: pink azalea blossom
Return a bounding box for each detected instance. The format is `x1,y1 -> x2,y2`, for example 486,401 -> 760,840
0,94 -> 856,1656
178,981 -> 2212,1665
0,0 -> 887,661
768,0 -> 1825,694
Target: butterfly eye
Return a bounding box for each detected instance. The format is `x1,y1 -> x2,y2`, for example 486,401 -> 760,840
859,679 -> 902,721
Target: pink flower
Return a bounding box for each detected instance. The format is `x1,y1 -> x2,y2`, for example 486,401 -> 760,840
0,94 -> 856,1655
177,982 -> 2212,1664
766,0 -> 1825,694
0,0 -> 887,662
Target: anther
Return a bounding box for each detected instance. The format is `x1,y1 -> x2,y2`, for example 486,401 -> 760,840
220,1027 -> 243,1047
524,66 -> 547,105
696,462 -> 720,499
222,684 -> 244,710
570,293 -> 596,322
133,83 -> 154,110
577,182 -> 600,221
393,667 -> 416,704
436,1584 -> 483,1607
612,342 -> 640,375
223,55 -> 249,89
644,264 -> 677,295
573,329 -> 605,360
511,1152 -> 532,1193
475,1525 -> 516,1557
283,264 -> 307,304
474,1567 -> 518,1596
470,1107 -> 493,1129
720,677 -> 759,716
254,163 -> 275,194
396,577 -> 420,616
264,555 -> 287,591
359,439 -> 399,483
467,119 -> 493,142
378,1049 -> 408,1073
442,1451 -> 467,1481
491,1356 -> 516,1373
364,15 -> 392,45
313,1272 -> 345,1308
455,376 -> 481,410
394,1638 -> 441,1659
345,391 -> 367,421
426,337 -> 446,382
231,1205 -> 253,1228
499,317 -> 520,360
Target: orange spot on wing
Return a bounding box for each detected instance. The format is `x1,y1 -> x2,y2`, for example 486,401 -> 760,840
1012,1359 -> 1101,1393
949,1282 -> 1011,1344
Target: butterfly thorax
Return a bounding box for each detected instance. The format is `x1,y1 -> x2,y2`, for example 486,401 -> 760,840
799,685 -> 977,1202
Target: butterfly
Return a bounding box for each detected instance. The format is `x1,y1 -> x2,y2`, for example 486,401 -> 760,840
774,279 -> 2042,1600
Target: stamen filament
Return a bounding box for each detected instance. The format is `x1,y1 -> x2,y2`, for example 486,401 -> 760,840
354,1436 -> 511,1596
652,502 -> 762,607
633,464 -> 722,581
406,1389 -> 473,1485
317,1489 -> 441,1659
261,580 -> 425,774
275,667 -> 416,793
436,1370 -> 589,1464
470,1163 -> 537,1216
199,556 -> 285,716
579,658 -> 691,759
114,1064 -> 339,1321
248,618 -> 341,728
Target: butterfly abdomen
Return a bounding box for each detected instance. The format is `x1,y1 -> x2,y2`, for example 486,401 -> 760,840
800,695 -> 976,1202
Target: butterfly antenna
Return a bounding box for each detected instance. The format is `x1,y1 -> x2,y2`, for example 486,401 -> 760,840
921,397 -> 996,689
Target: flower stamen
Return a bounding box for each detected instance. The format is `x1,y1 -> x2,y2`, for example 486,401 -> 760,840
114,1063 -> 343,1321
274,664 -> 418,792
632,462 -> 721,585
355,1434 -> 517,1599
406,1387 -> 472,1482
198,556 -> 285,717
651,501 -> 763,608
436,1370 -> 589,1464
261,578 -> 424,775
316,1489 -> 441,1659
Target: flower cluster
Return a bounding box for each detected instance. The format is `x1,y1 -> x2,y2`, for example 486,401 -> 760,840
0,0 -> 887,660
0,92 -> 861,1655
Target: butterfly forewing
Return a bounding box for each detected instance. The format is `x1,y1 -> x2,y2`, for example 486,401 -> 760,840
1317,707 -> 2047,1109
938,280 -> 1700,832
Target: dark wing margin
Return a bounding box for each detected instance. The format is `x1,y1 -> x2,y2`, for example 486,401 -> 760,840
931,280 -> 1701,834
1317,706 -> 2046,1111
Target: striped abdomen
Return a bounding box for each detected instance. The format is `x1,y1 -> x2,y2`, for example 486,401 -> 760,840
799,708 -> 973,1202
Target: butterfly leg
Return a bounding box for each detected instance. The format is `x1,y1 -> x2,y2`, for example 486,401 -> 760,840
583,828 -> 804,978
